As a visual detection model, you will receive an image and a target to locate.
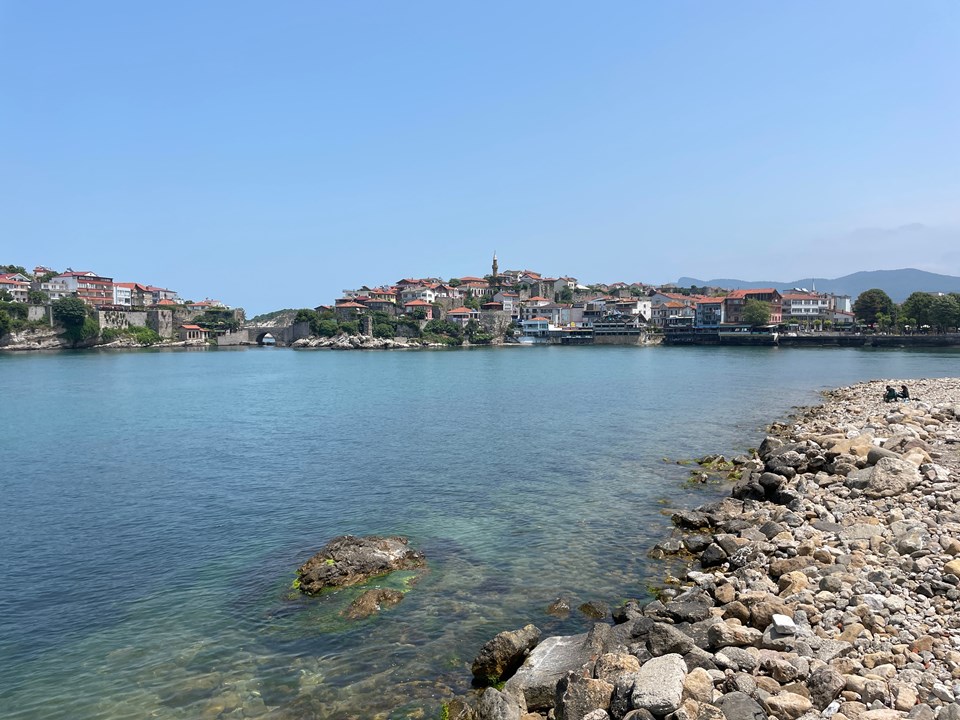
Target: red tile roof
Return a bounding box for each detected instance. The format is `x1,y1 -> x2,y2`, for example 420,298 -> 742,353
447,307 -> 474,314
403,299 -> 432,306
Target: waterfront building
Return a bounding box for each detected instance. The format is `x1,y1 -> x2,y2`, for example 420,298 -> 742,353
402,299 -> 434,320
112,283 -> 132,307
695,298 -> 726,328
179,324 -> 210,342
722,289 -> 783,325
446,306 -> 479,327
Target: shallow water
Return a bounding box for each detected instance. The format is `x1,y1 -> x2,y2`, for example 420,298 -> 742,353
1,345 -> 957,718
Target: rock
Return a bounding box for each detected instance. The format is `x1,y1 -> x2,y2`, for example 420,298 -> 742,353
579,601 -> 609,620
708,621 -> 762,649
472,624 -> 542,684
296,535 -> 425,594
762,692 -> 812,720
594,653 -> 640,685
476,687 -> 522,720
340,588 -> 405,619
631,653 -> 686,715
555,672 -> 613,720
771,614 -> 797,635
714,691 -> 767,720
854,457 -> 922,499
504,633 -> 599,711
808,667 -> 846,710
647,622 -> 695,656
682,667 -> 715,703
547,598 -> 572,618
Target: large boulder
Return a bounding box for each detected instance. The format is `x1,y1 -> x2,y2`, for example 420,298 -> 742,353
472,625 -> 542,684
503,633 -> 602,711
340,588 -> 405,620
845,457 -> 921,498
296,535 -> 425,594
631,653 -> 686,715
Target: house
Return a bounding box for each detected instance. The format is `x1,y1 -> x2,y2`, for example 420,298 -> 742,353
400,285 -> 437,304
613,299 -> 652,321
781,293 -> 830,322
335,301 -> 367,321
722,289 -> 783,325
521,317 -> 551,337
0,273 -> 30,303
652,301 -> 695,328
145,286 -> 178,304
364,298 -> 398,316
695,299 -> 725,328
446,306 -> 480,327
403,299 -> 434,320
179,324 -> 210,342
39,277 -> 71,301
53,271 -> 114,307
520,301 -> 564,325
493,291 -> 520,318
458,281 -> 490,298
112,283 -> 132,307
432,283 -> 463,299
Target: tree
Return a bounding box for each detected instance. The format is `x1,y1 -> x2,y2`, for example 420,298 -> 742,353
900,292 -> 934,329
742,299 -> 771,327
929,295 -> 960,333
0,290 -> 12,302
0,264 -> 27,275
852,289 -> 895,326
0,308 -> 10,337
52,297 -> 88,329
557,287 -> 574,304
28,290 -> 48,304
448,278 -> 462,287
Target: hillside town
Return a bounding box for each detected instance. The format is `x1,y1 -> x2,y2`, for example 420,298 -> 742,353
314,253 -> 857,346
3,256 -> 960,349
0,264 -> 239,346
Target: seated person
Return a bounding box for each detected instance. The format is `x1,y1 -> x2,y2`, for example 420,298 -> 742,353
898,385 -> 910,400
884,385 -> 899,402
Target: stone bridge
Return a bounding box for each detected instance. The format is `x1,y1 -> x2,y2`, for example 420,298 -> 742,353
226,321 -> 312,346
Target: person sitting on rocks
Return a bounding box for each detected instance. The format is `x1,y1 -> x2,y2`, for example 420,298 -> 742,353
898,384 -> 910,401
884,385 -> 899,402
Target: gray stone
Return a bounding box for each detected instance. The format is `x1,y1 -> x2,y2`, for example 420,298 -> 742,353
476,687 -> 521,720
556,672 -> 614,720
631,653 -> 686,715
714,691 -> 767,720
503,633 -> 596,711
296,535 -> 426,593
808,667 -> 846,710
714,646 -> 758,672
647,622 -> 695,656
762,692 -> 812,720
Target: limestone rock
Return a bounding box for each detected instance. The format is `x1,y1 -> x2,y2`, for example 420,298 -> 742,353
631,653 -> 686,715
296,535 -> 425,594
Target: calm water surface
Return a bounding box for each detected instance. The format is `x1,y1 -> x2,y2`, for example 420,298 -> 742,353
1,345 -> 958,719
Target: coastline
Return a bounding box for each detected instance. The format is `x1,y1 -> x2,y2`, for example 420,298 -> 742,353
454,377 -> 960,720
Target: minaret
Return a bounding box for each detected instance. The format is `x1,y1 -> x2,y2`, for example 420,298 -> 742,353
491,251 -> 499,290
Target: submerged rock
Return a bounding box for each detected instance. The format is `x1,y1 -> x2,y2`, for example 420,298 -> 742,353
340,588 -> 405,620
296,535 -> 425,595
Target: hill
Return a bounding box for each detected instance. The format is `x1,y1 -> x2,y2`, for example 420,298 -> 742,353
676,268 -> 960,303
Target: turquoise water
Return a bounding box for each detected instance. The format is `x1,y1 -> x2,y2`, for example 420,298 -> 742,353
1,345 -> 958,719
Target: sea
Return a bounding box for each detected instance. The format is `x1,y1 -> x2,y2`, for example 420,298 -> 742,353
1,344 -> 958,719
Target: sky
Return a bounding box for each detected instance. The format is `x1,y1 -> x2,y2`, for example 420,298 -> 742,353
2,2 -> 958,316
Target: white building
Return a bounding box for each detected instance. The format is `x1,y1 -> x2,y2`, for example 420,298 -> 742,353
0,273 -> 30,302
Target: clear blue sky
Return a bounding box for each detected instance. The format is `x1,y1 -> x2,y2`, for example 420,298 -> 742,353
2,2 -> 958,315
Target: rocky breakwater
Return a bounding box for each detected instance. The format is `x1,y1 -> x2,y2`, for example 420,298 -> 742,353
455,377 -> 960,720
291,333 -> 450,349
296,535 -> 426,620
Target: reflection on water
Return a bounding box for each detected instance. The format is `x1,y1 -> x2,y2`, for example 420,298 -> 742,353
1,346 -> 957,718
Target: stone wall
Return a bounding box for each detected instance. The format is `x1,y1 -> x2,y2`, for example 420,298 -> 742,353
147,309 -> 175,339
27,305 -> 47,323
97,309 -> 148,331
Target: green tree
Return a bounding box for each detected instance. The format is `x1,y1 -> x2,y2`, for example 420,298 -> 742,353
316,319 -> 339,337
557,287 -> 574,304
900,292 -> 934,329
338,320 -> 359,335
0,308 -> 11,337
742,299 -> 771,327
463,295 -> 481,310
852,288 -> 895,326
52,297 -> 89,330
294,308 -> 319,324
1,264 -> 27,275
28,290 -> 48,304
0,290 -> 12,302
448,278 -> 462,287
929,295 -> 960,332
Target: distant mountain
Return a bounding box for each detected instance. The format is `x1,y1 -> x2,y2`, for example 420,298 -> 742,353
676,268 -> 960,303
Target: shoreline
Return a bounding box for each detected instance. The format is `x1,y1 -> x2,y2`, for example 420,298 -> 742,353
455,377 -> 960,720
